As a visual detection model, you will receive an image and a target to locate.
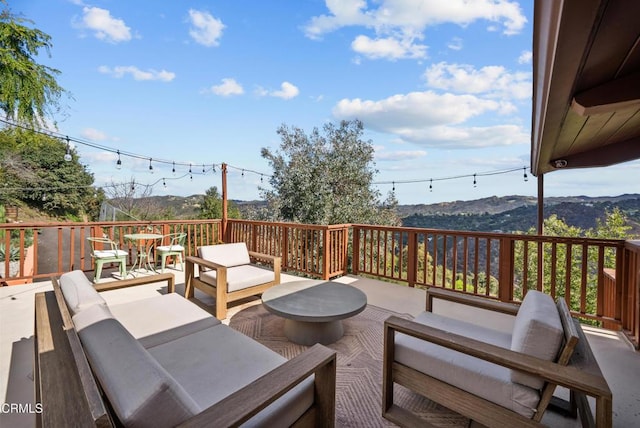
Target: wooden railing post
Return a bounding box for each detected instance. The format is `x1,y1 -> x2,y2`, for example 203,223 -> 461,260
407,231 -> 418,287
352,226 -> 360,275
498,237 -> 515,302
282,225 -> 289,273
322,227 -> 331,280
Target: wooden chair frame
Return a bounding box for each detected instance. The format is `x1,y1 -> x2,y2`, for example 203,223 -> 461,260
382,288 -> 612,428
185,250 -> 281,319
35,273 -> 336,427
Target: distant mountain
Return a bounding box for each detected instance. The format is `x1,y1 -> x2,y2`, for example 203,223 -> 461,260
130,193 -> 640,236
401,195 -> 640,235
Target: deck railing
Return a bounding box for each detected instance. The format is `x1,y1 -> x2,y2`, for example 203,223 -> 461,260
0,220 -> 221,284
226,220 -> 350,279
352,224 -> 629,333
1,219 -> 637,347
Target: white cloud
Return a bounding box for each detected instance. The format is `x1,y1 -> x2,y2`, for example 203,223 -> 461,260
81,128 -> 108,141
351,35 -> 427,60
424,62 -> 531,100
79,7 -> 131,43
188,9 -> 225,47
376,149 -> 427,161
210,78 -> 244,96
256,82 -> 300,99
304,0 -> 527,52
518,50 -> 532,64
447,37 -> 463,51
332,90 -> 528,148
98,65 -> 176,82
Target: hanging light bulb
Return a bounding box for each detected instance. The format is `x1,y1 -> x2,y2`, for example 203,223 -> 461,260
163,178 -> 167,188
260,174 -> 263,183
189,163 -> 192,174
202,164 -> 205,173
523,167 -> 528,182
392,181 -> 395,192
473,173 -> 477,187
429,178 -> 433,192
149,158 -> 154,174
212,164 -> 216,173
241,169 -> 245,177
63,137 -> 72,162
116,150 -> 122,169
172,161 -> 176,175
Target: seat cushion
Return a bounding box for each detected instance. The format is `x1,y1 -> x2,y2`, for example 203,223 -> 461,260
78,318 -> 201,428
59,270 -> 107,315
395,311 -> 540,418
108,293 -> 221,348
198,243 -> 251,267
510,291 -> 564,389
199,264 -> 275,293
93,249 -> 128,259
147,324 -> 314,427
156,245 -> 184,252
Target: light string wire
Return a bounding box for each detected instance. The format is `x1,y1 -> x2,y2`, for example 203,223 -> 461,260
1,118 -> 530,194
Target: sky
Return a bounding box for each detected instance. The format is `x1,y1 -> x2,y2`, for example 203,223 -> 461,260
11,0 -> 639,205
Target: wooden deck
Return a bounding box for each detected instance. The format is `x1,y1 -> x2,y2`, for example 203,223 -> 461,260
1,270 -> 638,427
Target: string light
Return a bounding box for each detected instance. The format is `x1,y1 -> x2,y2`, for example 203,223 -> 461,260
242,169 -> 245,177
63,136 -> 72,162
172,161 -> 176,174
149,158 -> 153,173
116,150 -> 122,169
163,178 -> 167,188
189,163 -> 192,174
473,173 -> 477,187
202,164 -> 205,173
523,167 -> 528,182
429,178 -> 433,192
212,164 -> 216,173
392,181 -> 395,192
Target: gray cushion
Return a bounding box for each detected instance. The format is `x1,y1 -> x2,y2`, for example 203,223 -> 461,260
59,270 -> 107,315
198,243 -> 251,267
395,311 -> 540,418
78,318 -> 200,428
199,264 -> 274,292
511,291 -> 564,389
72,302 -> 114,332
108,293 -> 220,346
147,324 -> 314,427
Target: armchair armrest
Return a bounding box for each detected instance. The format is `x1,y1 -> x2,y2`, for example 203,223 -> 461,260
248,251 -> 281,265
385,316 -> 611,400
179,344 -> 336,427
185,255 -> 227,272
426,287 -> 520,316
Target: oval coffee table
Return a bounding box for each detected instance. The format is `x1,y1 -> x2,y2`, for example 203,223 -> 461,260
262,280 -> 367,346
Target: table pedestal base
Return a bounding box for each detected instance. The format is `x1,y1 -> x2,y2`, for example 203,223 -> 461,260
284,319 -> 344,346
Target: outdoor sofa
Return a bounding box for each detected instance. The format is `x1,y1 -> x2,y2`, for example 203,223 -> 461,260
34,270 -> 336,427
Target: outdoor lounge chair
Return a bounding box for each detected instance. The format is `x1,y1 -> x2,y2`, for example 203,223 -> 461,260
185,242 -> 281,319
382,288 -> 612,427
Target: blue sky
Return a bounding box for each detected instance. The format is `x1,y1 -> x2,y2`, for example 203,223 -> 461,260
13,0 -> 639,205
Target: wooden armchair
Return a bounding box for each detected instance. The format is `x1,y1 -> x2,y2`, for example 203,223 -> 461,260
382,288 -> 612,428
185,242 -> 281,319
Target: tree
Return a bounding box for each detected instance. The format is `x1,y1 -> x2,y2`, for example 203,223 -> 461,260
260,119 -> 399,226
0,5 -> 67,127
104,177 -> 173,221
0,127 -> 102,219
198,186 -> 240,219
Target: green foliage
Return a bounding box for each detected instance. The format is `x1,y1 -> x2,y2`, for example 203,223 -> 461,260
261,119 -> 400,226
0,7 -> 67,127
198,186 -> 240,219
0,128 -> 103,219
0,243 -> 19,261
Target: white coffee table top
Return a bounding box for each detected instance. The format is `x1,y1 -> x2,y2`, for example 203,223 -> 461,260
262,280 -> 367,323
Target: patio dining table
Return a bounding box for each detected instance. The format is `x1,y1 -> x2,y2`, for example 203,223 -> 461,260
124,233 -> 162,276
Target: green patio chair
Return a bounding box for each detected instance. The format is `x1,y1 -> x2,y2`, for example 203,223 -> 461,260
156,232 -> 187,272
88,237 -> 127,283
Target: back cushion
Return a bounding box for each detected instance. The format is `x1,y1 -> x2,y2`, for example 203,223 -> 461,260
198,243 -> 250,267
78,318 -> 200,427
59,270 -> 107,315
510,291 -> 564,389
